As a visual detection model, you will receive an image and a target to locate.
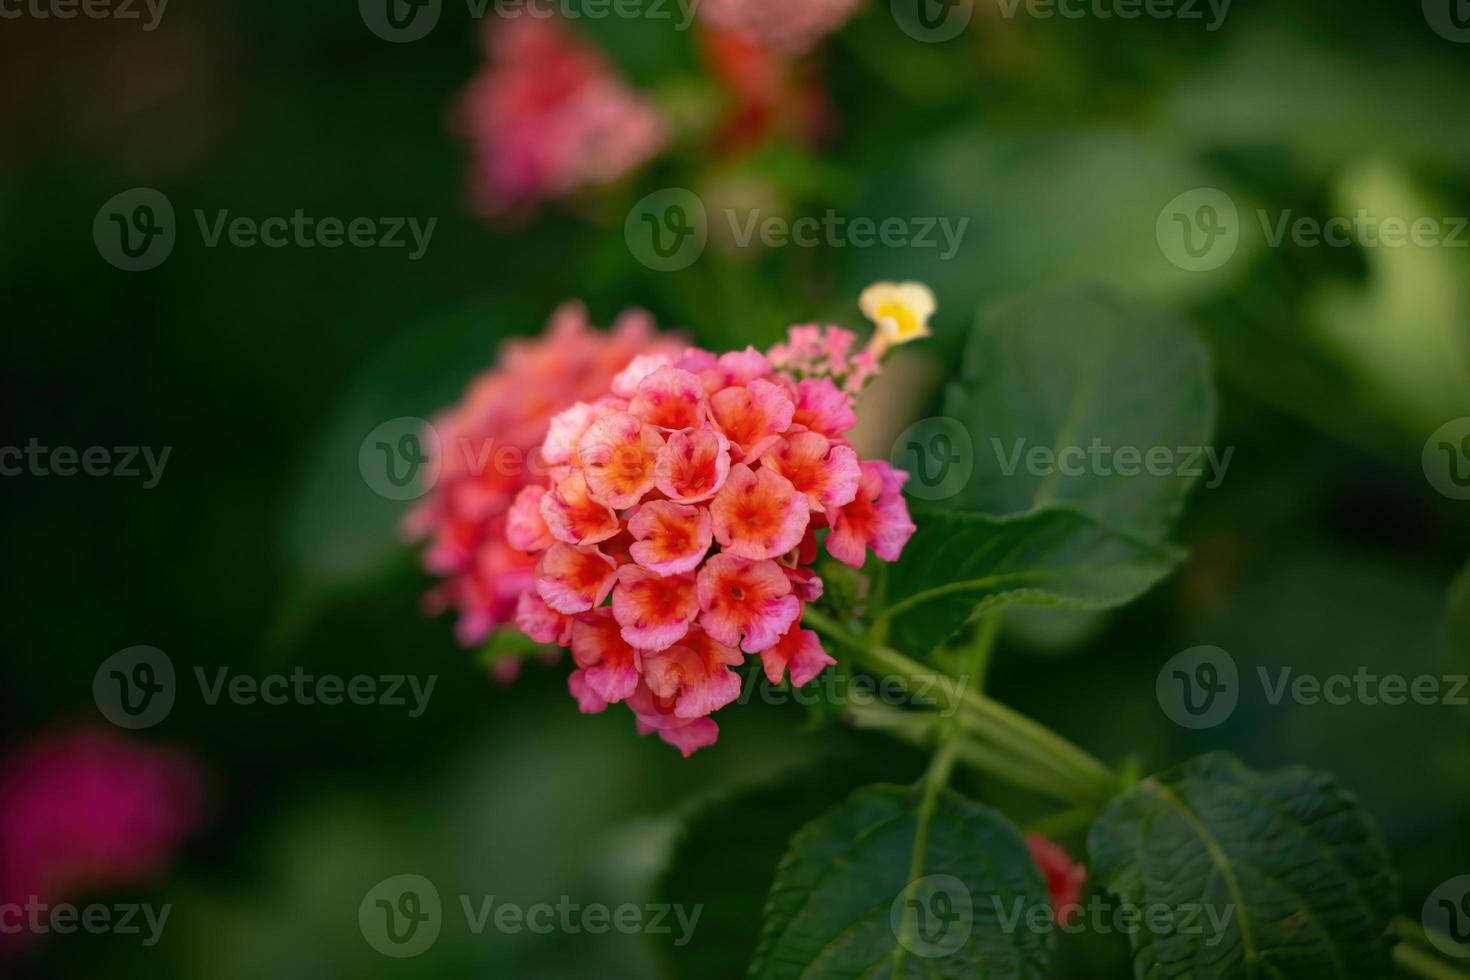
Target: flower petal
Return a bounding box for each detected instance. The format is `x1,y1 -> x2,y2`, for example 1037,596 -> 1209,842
540,470 -> 620,545
628,500 -> 713,575
709,378 -> 794,461
611,565 -> 699,650
629,366 -> 709,431
578,411 -> 665,509
710,463 -> 809,560
655,428 -> 731,503
760,431 -> 860,513
534,542 -> 617,613
695,552 -> 800,653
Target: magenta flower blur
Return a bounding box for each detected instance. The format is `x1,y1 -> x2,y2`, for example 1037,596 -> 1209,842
0,729 -> 204,954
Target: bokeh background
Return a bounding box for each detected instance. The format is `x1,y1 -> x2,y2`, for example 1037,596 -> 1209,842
2,0 -> 1468,975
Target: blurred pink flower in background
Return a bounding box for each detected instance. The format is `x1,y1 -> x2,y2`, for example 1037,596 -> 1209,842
455,16 -> 671,216
0,729 -> 204,958
405,303 -> 682,657
697,27 -> 831,154
698,0 -> 861,55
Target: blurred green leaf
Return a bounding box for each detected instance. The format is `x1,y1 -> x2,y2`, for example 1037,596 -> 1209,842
749,784 -> 1051,980
882,510 -> 1181,657
947,289 -> 1216,542
1306,159 -> 1470,437
1167,26 -> 1470,177
850,130 -> 1256,321
1088,752 -> 1397,980
652,768 -> 865,980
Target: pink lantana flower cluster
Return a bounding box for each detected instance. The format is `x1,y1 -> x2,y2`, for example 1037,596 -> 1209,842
456,16 -> 670,216
406,303 -> 681,654
507,301 -> 928,755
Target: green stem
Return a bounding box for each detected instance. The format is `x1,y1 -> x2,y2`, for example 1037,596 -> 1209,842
953,740 -> 1098,805
806,607 -> 1118,802
1026,804 -> 1101,838
1395,943 -> 1470,980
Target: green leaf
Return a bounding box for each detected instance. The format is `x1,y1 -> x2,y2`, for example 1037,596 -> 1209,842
1087,753 -> 1398,980
879,510 -> 1181,658
476,629 -> 552,674
750,784 -> 1052,980
1447,563 -> 1470,684
652,768 -> 867,980
1305,160 -> 1470,439
850,130 -> 1257,314
945,289 -> 1216,543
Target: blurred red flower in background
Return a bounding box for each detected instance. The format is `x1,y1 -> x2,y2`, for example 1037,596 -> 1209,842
0,729 -> 204,958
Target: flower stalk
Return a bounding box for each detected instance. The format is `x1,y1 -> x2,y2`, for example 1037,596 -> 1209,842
804,606 -> 1119,803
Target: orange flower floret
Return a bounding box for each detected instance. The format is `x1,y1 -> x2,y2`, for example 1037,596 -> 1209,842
710,463 -> 809,560
578,411 -> 665,509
